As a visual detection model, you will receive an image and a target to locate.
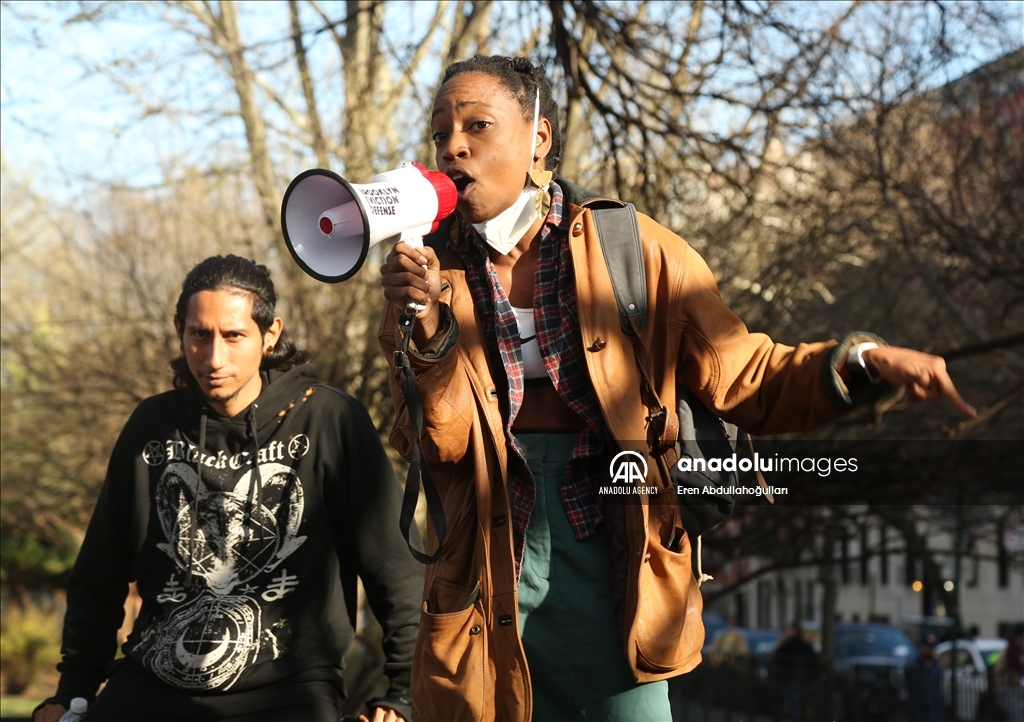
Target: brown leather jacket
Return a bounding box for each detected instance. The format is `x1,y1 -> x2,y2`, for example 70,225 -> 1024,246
378,182 -> 876,721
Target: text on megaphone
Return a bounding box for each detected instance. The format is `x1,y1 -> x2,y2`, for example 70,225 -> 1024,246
281,162 -> 457,284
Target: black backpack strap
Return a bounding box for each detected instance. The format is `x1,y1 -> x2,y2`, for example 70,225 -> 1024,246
592,205 -> 647,334
592,205 -> 670,452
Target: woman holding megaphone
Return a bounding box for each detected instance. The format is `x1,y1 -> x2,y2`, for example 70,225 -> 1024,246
377,55 -> 974,722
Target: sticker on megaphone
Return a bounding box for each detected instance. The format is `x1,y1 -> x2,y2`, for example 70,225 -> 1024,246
281,162 -> 457,285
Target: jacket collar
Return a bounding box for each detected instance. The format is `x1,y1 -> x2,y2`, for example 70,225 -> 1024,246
555,178 -> 627,211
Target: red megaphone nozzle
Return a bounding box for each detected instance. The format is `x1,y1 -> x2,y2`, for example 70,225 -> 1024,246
410,162 -> 458,222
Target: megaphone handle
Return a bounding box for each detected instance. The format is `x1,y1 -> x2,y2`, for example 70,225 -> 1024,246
405,235 -> 427,314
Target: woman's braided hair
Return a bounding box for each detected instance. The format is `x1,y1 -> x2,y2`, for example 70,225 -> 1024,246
171,255 -> 311,390
441,55 -> 562,172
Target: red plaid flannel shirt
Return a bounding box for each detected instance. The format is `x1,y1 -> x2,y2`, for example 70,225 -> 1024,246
452,183 -> 607,573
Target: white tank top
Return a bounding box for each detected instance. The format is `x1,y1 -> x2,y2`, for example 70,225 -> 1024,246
511,306 -> 547,379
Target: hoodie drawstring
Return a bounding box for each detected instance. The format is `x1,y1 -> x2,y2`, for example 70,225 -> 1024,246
242,405 -> 263,542
182,403 -> 264,590
184,410 -> 208,590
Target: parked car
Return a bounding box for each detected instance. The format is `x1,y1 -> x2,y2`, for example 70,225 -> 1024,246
899,615 -> 958,644
801,622 -> 920,721
974,637 -> 1009,670
835,624 -> 918,691
935,639 -> 989,721
801,622 -> 918,666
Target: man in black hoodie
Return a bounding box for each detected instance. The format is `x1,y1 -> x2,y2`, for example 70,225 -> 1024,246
35,255 -> 422,722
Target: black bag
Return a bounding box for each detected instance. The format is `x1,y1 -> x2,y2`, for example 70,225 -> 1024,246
592,204 -> 768,540
671,386 -> 739,538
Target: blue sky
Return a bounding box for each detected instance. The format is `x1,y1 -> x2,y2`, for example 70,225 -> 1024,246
1,2 -> 304,194
0,1 -> 537,198
2,1 -> 1021,203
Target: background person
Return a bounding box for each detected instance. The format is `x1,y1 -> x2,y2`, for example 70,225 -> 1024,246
34,255 -> 421,722
772,621 -> 819,721
907,635 -> 947,722
378,54 -> 975,722
994,623 -> 1024,722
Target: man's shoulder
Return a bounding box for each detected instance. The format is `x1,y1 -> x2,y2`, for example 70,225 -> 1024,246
141,387 -> 183,404
297,380 -> 358,406
283,379 -> 373,423
265,365 -> 355,411
128,388 -> 188,422
105,389 -> 191,453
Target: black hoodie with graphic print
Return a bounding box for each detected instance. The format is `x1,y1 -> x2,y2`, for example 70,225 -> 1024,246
47,364 -> 421,714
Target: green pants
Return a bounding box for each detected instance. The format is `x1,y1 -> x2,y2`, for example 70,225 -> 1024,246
516,433 -> 671,722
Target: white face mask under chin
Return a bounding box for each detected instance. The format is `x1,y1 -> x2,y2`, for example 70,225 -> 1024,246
471,185 -> 543,255
473,90 -> 547,255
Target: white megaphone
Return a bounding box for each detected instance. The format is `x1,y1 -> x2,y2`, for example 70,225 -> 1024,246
281,161 -> 458,284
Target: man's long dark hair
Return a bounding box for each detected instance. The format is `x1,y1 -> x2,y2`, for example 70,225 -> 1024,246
171,255 -> 311,390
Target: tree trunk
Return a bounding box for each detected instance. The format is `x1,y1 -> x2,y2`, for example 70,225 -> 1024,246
289,0 -> 330,168
215,0 -> 281,238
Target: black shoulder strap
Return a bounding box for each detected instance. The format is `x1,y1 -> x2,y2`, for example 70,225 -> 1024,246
394,312 -> 447,564
591,204 -> 669,451
591,204 -> 772,509
592,204 -> 647,334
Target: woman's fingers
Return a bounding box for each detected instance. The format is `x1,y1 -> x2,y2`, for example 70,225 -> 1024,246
936,371 -> 977,417
865,346 -> 976,418
380,242 -> 439,308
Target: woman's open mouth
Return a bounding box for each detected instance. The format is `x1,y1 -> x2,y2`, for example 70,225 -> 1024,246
449,172 -> 474,197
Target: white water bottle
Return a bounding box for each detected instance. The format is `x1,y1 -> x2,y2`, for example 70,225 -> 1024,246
58,697 -> 87,722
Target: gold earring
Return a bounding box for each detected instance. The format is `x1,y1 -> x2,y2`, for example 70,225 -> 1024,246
529,168 -> 553,188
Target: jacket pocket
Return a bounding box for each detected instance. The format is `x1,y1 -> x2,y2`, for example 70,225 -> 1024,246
634,533 -> 705,673
427,577 -> 480,615
412,583 -> 490,722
